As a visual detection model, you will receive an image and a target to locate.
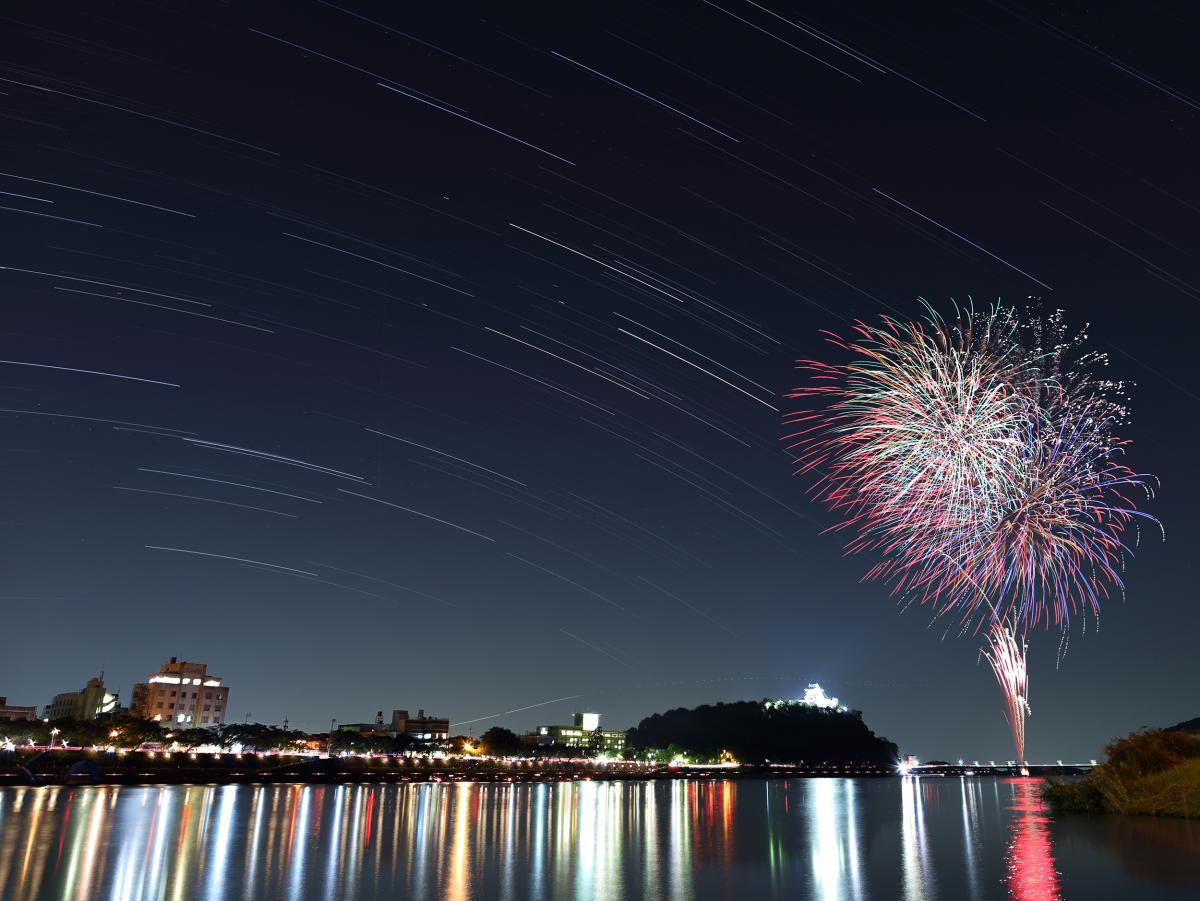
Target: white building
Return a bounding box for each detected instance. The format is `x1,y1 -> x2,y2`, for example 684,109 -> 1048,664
800,683 -> 844,710
130,658 -> 229,726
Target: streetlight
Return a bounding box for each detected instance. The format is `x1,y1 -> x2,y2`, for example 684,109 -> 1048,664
49,727 -> 61,749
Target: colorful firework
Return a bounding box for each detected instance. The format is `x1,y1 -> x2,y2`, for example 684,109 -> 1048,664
785,302 -> 1157,633
786,302 -> 1158,760
786,306 -> 1029,567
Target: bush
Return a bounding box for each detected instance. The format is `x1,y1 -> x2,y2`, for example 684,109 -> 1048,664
1046,730 -> 1200,817
1104,729 -> 1200,780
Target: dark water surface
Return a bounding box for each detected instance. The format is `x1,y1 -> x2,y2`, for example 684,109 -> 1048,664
1,777 -> 1196,900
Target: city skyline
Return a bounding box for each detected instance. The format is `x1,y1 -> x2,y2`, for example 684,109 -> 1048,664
2,2 -> 1196,764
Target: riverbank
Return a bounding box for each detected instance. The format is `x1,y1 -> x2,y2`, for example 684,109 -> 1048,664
1045,729 -> 1200,818
0,749 -> 892,786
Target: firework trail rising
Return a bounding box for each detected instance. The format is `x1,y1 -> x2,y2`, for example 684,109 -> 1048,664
983,623 -> 1030,765
785,301 -> 1159,760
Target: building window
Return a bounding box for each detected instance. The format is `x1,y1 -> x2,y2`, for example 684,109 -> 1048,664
201,716 -> 208,724
203,705 -> 211,711
156,701 -> 164,709
170,690 -> 177,697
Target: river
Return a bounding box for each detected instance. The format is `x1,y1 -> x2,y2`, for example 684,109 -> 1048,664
0,777 -> 1196,899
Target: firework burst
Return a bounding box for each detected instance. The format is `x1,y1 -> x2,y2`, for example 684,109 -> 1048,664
785,302 -> 1157,632
786,301 -> 1159,761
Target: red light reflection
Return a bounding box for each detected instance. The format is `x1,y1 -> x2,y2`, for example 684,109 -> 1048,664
1005,779 -> 1061,901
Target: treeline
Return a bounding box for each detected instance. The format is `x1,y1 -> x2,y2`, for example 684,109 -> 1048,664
626,700 -> 898,765
0,719 -> 564,757
0,716 -> 313,752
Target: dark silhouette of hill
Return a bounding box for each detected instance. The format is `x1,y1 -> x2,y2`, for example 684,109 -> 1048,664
1166,717 -> 1200,733
627,700 -> 898,765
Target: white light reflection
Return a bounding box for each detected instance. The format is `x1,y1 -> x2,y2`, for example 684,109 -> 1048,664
667,781 -> 694,901
204,786 -> 238,901
575,781 -> 597,899
285,788 -> 312,901
641,783 -> 659,901
959,778 -> 984,901
807,779 -> 866,901
530,784 -> 547,901
322,785 -> 345,900
900,778 -> 938,901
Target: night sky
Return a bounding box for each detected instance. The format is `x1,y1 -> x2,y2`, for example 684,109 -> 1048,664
3,1 -> 1196,762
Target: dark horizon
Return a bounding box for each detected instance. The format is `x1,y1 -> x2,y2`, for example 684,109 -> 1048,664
3,1 -> 1197,763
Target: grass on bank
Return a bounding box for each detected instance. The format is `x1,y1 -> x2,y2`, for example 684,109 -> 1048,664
1045,729 -> 1200,817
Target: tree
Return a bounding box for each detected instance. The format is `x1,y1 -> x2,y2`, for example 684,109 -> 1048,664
329,730 -> 395,754
626,699 -> 898,765
479,727 -> 522,756
219,723 -> 307,752
107,716 -> 166,748
167,727 -> 220,749
446,735 -> 476,754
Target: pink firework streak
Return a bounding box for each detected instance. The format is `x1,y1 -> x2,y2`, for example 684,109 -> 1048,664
984,623 -> 1030,765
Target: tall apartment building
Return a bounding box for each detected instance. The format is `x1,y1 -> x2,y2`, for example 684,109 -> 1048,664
130,658 -> 230,726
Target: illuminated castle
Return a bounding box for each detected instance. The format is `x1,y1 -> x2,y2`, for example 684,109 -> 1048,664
800,683 -> 842,710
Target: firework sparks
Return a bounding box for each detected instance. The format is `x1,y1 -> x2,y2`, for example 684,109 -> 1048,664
983,621 -> 1030,765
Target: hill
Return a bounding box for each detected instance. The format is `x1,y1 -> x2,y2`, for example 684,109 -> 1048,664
626,699 -> 898,766
1165,717 -> 1200,734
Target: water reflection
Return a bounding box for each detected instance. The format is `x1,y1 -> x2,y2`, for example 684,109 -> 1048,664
0,779 -> 1193,900
806,779 -> 864,901
1003,779 -> 1061,901
900,777 -> 937,900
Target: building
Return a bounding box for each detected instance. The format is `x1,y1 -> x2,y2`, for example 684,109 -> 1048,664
339,709 -> 451,742
0,697 -> 38,722
338,711 -> 389,736
798,683 -> 846,711
536,712 -> 626,756
130,658 -> 229,726
42,676 -> 119,721
401,709 -> 449,741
